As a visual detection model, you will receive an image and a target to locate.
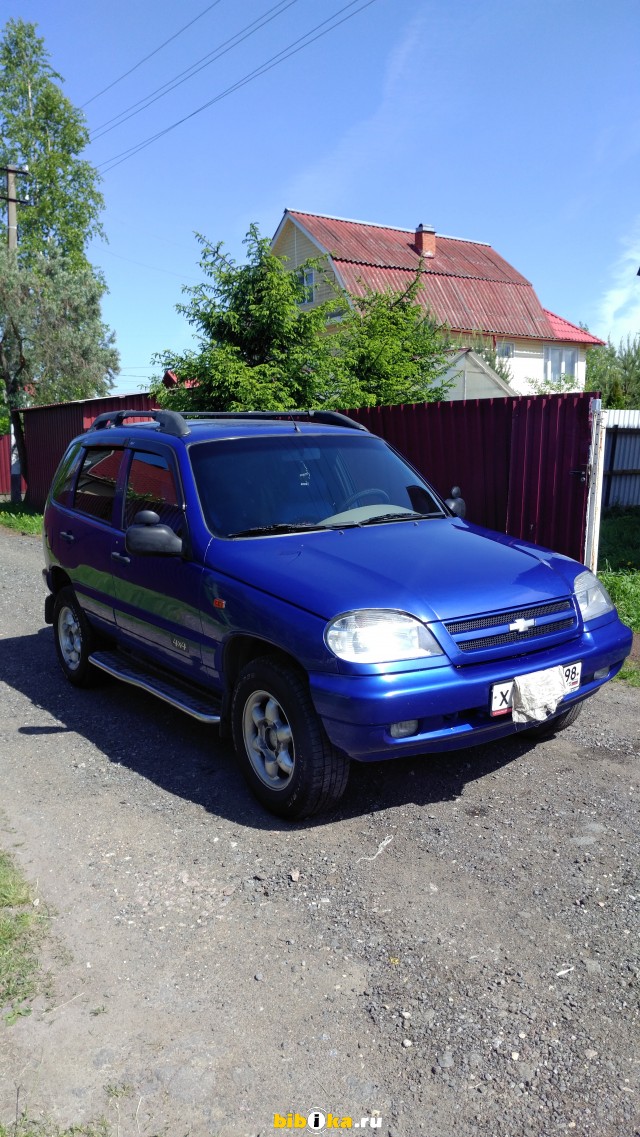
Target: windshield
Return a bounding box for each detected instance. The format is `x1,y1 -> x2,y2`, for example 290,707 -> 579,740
189,433 -> 445,537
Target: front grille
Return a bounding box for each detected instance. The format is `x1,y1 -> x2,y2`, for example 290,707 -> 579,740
458,617 -> 574,653
446,599 -> 571,636
443,598 -> 578,657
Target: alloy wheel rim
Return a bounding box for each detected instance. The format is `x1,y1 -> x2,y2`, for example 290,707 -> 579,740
242,689 -> 295,790
58,605 -> 82,670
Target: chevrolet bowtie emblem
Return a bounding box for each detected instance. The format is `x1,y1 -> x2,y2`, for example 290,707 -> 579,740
510,617 -> 535,634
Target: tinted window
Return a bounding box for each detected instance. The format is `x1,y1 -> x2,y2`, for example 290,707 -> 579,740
73,448 -> 123,523
189,434 -> 442,537
124,451 -> 183,534
51,443 -> 82,508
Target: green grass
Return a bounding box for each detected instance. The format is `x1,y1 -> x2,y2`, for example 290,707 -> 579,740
599,568 -> 640,632
0,503 -> 42,537
0,852 -> 45,1024
599,505 -> 640,571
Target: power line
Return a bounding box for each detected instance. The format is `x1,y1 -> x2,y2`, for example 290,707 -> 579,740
91,0 -> 300,142
98,0 -> 378,174
81,0 -> 225,108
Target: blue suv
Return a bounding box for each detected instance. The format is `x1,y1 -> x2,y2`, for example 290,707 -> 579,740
43,409 -> 632,819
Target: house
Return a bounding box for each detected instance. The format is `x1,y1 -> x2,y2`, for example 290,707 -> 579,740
271,210 -> 604,397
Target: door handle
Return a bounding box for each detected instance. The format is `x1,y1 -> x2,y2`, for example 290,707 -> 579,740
60,530 -> 75,543
111,551 -> 131,565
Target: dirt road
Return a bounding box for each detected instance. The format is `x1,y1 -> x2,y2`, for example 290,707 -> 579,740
0,529 -> 638,1137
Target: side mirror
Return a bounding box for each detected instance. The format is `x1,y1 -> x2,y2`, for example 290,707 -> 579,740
125,510 -> 183,556
445,485 -> 466,519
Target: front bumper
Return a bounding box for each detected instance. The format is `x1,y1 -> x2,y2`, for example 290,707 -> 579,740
309,616 -> 632,762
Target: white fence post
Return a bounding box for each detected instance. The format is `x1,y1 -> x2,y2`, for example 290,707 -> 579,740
584,399 -> 606,572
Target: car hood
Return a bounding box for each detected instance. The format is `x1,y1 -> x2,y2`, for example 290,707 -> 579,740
208,518 -> 577,624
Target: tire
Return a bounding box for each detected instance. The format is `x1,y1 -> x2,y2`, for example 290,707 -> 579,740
52,587 -> 101,688
231,657 -> 350,820
524,699 -> 584,738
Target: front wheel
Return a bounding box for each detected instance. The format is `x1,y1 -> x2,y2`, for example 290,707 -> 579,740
52,587 -> 101,688
231,657 -> 349,820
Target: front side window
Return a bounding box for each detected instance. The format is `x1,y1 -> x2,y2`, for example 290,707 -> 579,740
73,448 -> 123,523
124,451 -> 183,534
544,345 -> 577,383
189,434 -> 444,537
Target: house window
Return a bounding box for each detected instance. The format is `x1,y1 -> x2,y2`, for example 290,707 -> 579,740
544,345 -> 577,382
298,269 -> 315,304
496,340 -> 514,359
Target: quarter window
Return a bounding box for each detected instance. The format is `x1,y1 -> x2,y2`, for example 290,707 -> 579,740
74,448 -> 123,523
51,443 -> 82,508
124,451 -> 183,534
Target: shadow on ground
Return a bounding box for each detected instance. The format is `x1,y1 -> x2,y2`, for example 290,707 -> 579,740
2,628 -> 540,831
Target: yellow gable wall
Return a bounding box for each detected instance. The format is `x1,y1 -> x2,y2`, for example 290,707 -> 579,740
272,218 -> 340,307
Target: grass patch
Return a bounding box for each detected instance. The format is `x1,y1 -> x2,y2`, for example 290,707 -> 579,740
599,505 -> 640,571
0,851 -> 45,1024
617,659 -> 640,687
0,503 -> 42,537
599,568 -> 640,632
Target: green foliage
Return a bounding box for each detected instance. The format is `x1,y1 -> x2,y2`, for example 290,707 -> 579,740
526,373 -> 580,395
0,19 -> 105,269
599,506 -> 640,571
0,246 -> 118,484
329,280 -> 452,407
152,225 -> 452,412
586,335 -> 640,409
599,569 -> 640,632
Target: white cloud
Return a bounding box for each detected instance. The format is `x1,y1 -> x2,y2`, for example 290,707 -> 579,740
596,219 -> 640,346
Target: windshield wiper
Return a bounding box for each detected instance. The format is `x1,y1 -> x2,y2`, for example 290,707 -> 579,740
228,522 -> 326,538
351,510 -> 443,526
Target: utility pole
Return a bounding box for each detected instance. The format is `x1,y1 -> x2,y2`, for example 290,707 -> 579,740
1,164 -> 30,501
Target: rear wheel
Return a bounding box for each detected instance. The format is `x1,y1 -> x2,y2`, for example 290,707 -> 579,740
231,657 -> 349,820
525,700 -> 583,738
52,587 -> 101,688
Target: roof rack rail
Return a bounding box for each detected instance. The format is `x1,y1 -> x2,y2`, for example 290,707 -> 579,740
89,409 -> 189,438
179,409 -> 368,431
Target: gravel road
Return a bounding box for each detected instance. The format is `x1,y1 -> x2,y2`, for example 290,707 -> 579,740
0,527 -> 638,1137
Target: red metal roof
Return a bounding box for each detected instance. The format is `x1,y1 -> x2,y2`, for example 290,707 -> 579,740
543,309 -> 604,346
281,210 -> 597,344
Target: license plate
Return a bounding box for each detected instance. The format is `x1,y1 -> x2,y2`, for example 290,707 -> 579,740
490,661 -> 581,717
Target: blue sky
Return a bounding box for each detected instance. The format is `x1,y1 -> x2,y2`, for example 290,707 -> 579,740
11,0 -> 640,394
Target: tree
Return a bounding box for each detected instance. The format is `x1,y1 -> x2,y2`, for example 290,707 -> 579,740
586,334 -> 640,408
0,247 -> 118,487
0,18 -> 105,268
328,279 -> 452,407
153,225 -> 451,412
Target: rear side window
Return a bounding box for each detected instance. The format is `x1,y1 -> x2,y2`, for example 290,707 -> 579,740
51,443 -> 82,508
73,448 -> 123,524
124,451 -> 183,535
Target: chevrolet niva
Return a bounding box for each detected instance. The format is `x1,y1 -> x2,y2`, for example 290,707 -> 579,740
42,409 -> 632,819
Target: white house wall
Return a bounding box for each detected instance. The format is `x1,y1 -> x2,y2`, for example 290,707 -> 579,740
506,341 -> 587,395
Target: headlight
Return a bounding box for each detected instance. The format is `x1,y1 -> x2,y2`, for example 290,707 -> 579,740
574,570 -> 614,622
325,609 -> 443,663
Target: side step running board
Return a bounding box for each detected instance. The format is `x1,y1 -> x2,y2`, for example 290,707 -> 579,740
89,651 -> 221,724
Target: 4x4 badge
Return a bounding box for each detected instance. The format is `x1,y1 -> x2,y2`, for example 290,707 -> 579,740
171,636 -> 188,652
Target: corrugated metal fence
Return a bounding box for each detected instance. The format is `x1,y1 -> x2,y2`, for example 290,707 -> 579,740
601,409 -> 640,508
0,390 -> 597,563
349,393 -> 592,561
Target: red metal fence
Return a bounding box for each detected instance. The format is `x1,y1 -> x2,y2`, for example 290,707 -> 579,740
348,392 -> 592,561
1,390 -> 593,563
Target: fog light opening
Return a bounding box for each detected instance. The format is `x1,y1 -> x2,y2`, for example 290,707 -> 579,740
390,719 -> 420,739
593,666 -> 609,680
